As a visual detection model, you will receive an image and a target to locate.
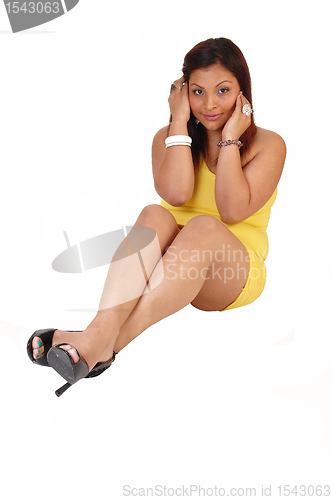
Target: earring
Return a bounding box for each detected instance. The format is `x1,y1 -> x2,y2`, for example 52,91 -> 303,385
195,119 -> 200,125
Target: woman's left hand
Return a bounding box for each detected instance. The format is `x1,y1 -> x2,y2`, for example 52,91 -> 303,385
221,92 -> 253,141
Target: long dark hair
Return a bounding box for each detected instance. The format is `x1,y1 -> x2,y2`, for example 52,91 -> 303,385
172,38 -> 257,167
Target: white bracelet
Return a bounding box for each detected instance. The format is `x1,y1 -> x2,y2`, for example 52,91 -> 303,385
165,135 -> 192,147
165,142 -> 192,149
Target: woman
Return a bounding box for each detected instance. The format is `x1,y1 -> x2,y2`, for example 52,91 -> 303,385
27,38 -> 286,396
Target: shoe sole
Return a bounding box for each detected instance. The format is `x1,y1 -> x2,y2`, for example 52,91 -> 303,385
47,347 -> 76,384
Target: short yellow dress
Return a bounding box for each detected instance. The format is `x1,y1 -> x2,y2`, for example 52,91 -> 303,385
160,158 -> 278,311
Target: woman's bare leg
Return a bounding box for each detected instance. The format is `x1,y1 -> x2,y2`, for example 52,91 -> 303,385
32,205 -> 180,369
112,214 -> 250,352
32,209 -> 249,369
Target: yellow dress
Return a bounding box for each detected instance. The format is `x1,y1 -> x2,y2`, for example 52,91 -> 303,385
160,158 -> 278,310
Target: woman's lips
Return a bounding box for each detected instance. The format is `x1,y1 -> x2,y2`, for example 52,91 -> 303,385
203,114 -> 222,121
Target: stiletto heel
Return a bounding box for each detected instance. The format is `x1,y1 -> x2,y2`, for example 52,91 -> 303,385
55,382 -> 72,397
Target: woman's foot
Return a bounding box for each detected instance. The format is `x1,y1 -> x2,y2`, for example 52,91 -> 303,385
32,327 -> 116,372
32,332 -> 79,363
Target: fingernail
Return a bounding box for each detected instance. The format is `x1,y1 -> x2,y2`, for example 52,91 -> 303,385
37,340 -> 42,347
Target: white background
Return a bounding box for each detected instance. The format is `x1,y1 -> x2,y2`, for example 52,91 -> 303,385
1,1 -> 332,498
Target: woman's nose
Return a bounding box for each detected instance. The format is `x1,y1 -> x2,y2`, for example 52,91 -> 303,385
205,94 -> 217,110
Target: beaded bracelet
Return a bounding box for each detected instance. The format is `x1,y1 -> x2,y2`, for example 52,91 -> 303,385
217,139 -> 243,148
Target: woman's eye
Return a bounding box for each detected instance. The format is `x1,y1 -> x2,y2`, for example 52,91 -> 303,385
193,88 -> 228,96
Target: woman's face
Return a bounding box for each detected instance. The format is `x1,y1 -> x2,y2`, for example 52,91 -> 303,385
188,63 -> 241,133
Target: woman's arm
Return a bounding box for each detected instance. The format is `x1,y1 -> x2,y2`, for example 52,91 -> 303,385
215,95 -> 286,224
152,121 -> 195,206
152,77 -> 195,207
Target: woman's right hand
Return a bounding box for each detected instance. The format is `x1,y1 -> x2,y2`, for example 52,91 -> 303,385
168,75 -> 191,123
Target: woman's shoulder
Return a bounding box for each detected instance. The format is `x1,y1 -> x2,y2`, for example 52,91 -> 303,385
254,126 -> 286,151
152,126 -> 169,163
243,126 -> 286,166
152,126 -> 170,173
152,125 -> 169,144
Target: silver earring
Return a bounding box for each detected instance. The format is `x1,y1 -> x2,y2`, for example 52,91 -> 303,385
195,119 -> 200,125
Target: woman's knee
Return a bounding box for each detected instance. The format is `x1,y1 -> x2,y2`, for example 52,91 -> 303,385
136,205 -> 180,252
183,215 -> 225,238
138,204 -> 178,230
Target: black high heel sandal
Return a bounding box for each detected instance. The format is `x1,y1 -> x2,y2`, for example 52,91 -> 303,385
27,328 -> 83,367
27,329 -> 117,397
47,343 -> 117,397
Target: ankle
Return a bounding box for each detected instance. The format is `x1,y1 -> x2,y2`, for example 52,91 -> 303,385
88,309 -> 121,333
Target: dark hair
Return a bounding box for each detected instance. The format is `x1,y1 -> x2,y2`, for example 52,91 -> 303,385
175,37 -> 257,167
